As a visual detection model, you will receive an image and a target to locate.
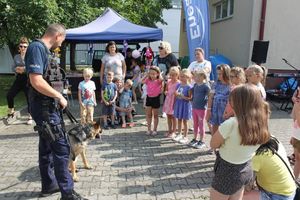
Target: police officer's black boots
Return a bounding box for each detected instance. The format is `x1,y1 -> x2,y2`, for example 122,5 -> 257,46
60,190 -> 88,200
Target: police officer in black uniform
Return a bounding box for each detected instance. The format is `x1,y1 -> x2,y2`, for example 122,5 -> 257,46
25,23 -> 87,200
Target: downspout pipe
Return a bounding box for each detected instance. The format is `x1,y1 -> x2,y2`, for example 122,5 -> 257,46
259,0 -> 267,40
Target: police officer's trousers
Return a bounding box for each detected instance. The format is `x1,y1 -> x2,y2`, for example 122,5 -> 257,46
38,125 -> 74,196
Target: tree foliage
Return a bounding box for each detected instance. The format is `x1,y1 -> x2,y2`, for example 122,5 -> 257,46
0,0 -> 172,56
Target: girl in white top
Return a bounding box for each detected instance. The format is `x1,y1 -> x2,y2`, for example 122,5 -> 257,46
188,47 -> 212,80
210,84 -> 270,200
245,65 -> 267,100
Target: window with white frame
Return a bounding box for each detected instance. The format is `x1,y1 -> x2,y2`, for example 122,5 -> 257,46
214,0 -> 234,21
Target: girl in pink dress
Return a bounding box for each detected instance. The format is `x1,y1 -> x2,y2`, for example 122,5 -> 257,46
163,67 -> 180,138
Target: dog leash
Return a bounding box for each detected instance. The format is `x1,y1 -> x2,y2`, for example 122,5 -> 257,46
64,107 -> 102,141
64,108 -> 79,124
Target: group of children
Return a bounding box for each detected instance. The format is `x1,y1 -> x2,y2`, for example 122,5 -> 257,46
77,56 -> 268,145
76,49 -> 300,199
141,62 -> 268,151
78,69 -> 136,129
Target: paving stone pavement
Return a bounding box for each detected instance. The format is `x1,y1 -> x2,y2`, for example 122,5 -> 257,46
0,100 -> 294,200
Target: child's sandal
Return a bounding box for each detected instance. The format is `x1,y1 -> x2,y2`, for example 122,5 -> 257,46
288,153 -> 295,165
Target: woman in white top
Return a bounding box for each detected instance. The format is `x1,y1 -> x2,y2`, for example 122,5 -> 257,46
210,84 -> 270,200
100,41 -> 126,84
188,47 -> 211,80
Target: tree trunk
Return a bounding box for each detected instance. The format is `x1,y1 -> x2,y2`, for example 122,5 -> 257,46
70,42 -> 76,71
60,42 -> 66,70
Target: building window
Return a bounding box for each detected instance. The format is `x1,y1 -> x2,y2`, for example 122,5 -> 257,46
214,0 -> 234,21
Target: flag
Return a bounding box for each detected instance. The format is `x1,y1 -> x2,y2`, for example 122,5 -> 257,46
183,0 -> 210,62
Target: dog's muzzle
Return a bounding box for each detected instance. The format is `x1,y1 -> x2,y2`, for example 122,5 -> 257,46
68,124 -> 93,142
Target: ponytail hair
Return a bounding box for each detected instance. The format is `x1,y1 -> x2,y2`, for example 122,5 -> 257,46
260,65 -> 268,86
247,64 -> 268,86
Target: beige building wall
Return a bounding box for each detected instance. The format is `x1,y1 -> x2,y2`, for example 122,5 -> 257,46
209,0 -> 255,66
263,0 -> 300,69
210,0 -> 300,70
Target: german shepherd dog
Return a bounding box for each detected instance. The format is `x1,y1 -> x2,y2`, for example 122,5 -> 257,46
67,121 -> 102,182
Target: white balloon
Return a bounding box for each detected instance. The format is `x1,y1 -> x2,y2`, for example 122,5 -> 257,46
132,50 -> 141,59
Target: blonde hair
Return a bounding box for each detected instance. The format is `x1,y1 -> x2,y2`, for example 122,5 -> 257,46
19,37 -> 29,45
193,69 -> 207,80
159,41 -> 172,54
180,69 -> 192,83
217,64 -> 231,84
169,66 -> 180,76
230,66 -> 246,84
149,66 -> 161,74
83,68 -> 93,77
125,79 -> 133,86
107,71 -> 114,76
230,84 -> 270,145
246,64 -> 267,85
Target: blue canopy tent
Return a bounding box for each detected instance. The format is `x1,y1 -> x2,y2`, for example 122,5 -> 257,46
64,7 -> 163,72
66,8 -> 163,43
209,54 -> 233,81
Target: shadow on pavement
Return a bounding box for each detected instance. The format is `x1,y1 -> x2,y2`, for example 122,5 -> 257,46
0,191 -> 40,200
18,166 -> 40,182
93,130 -> 214,196
0,132 -> 36,140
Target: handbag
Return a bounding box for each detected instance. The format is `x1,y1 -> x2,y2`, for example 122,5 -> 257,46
274,152 -> 300,200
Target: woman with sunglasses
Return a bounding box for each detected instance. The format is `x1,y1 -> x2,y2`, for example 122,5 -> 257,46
153,41 -> 179,78
6,37 -> 32,124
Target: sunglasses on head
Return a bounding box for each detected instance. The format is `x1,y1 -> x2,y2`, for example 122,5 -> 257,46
19,45 -> 27,49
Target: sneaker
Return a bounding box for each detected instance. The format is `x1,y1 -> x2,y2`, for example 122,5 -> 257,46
165,132 -> 174,138
40,186 -> 60,197
60,190 -> 88,200
207,149 -> 214,154
171,133 -> 178,139
179,137 -> 189,144
103,125 -> 109,130
194,141 -> 206,149
111,124 -> 116,129
173,134 -> 183,142
7,112 -> 15,118
129,122 -> 134,127
169,133 -> 176,138
151,131 -> 158,136
189,127 -> 194,131
145,131 -> 151,135
188,139 -> 198,147
161,112 -> 167,118
122,124 -> 126,128
132,101 -> 138,105
27,119 -> 33,125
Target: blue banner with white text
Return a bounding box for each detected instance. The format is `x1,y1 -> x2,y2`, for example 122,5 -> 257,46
183,0 -> 210,62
